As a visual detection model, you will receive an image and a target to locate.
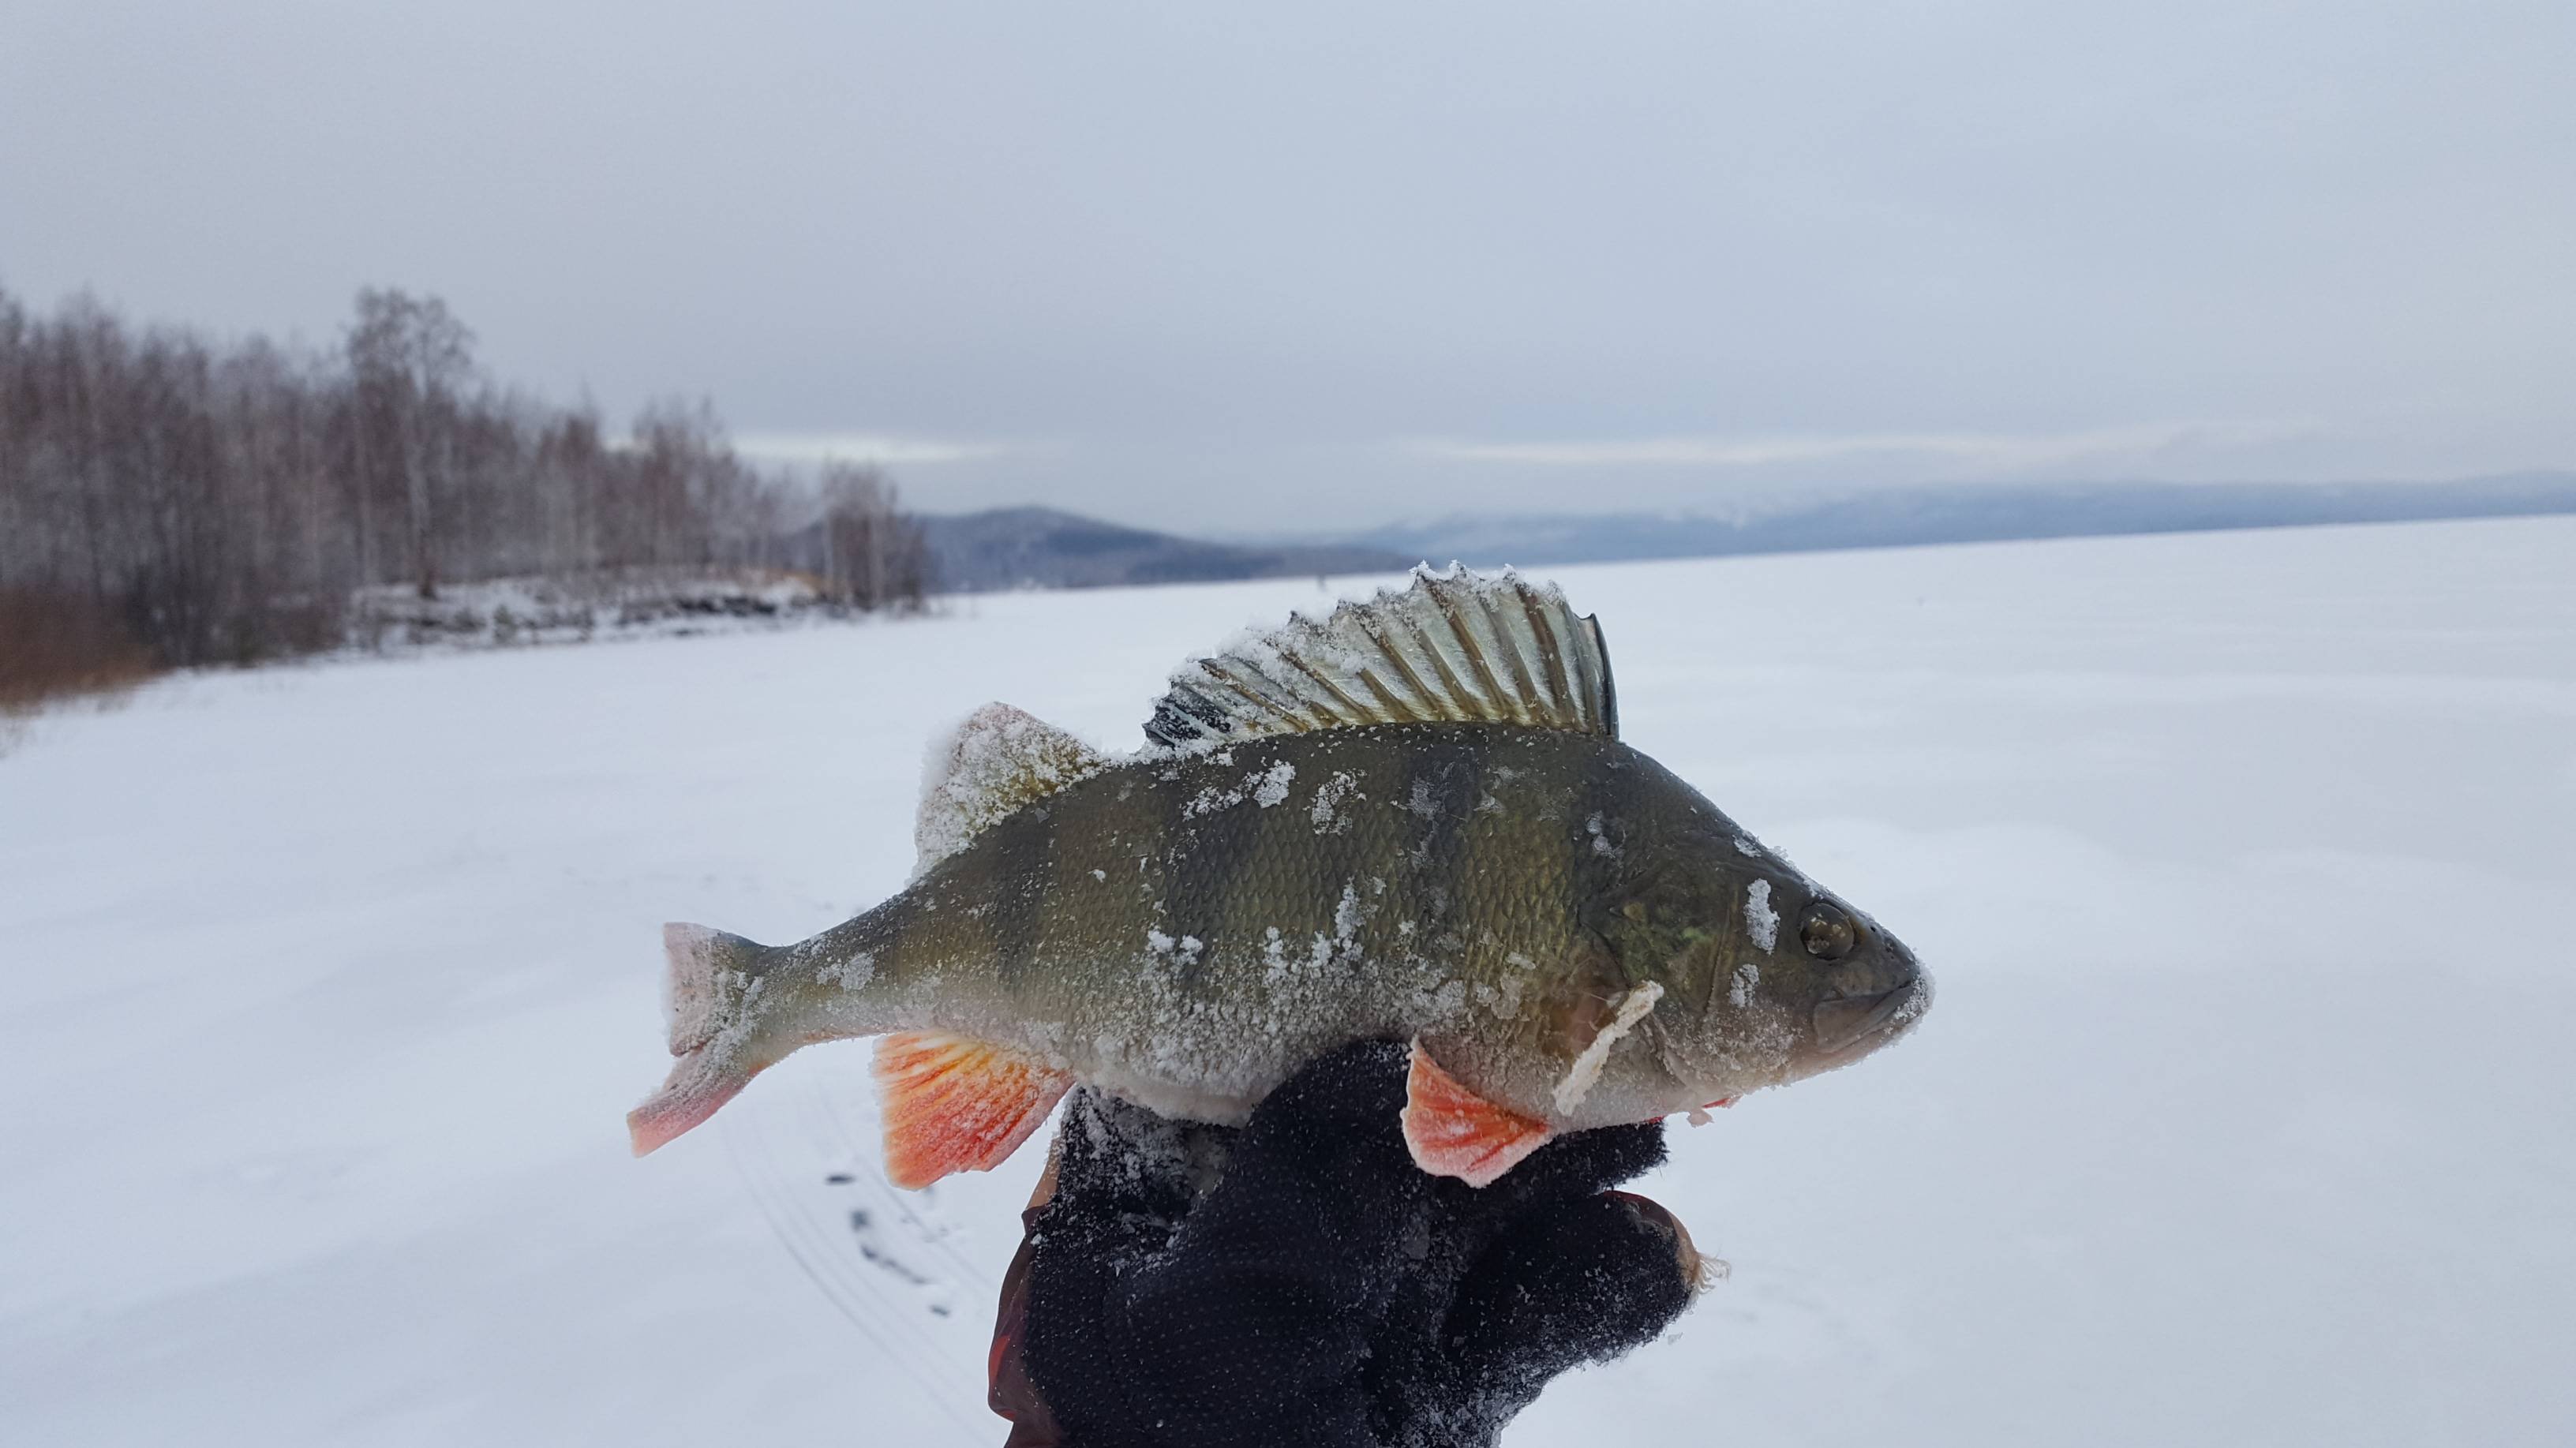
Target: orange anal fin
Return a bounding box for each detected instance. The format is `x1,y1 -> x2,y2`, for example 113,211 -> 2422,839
873,1031 -> 1074,1190
1401,1041 -> 1554,1188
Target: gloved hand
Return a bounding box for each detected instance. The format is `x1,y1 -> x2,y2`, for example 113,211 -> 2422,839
986,1040 -> 1705,1447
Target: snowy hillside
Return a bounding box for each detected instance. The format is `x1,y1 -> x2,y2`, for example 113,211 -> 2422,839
4,516 -> 2572,1446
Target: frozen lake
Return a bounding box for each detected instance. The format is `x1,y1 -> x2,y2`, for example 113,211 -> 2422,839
4,515 -> 2572,1446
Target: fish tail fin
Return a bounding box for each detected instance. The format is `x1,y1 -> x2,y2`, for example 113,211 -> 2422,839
661,922 -> 768,1056
628,922 -> 773,1156
627,1043 -> 765,1156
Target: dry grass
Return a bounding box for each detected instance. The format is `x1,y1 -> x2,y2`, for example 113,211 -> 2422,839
0,586 -> 161,714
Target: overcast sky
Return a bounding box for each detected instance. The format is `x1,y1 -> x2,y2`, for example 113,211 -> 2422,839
6,2 -> 2570,532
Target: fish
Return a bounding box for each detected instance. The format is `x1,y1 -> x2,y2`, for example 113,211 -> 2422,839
628,569 -> 1930,1188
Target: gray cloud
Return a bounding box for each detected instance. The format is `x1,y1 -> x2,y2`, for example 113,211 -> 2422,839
732,433 -> 1033,468
4,1 -> 2569,531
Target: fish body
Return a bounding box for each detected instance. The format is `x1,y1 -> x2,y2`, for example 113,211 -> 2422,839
631,571 -> 1930,1187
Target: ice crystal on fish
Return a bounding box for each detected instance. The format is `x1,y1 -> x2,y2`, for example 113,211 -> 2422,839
1309,770 -> 1361,833
1184,759 -> 1300,818
1728,960 -> 1760,1008
1334,881 -> 1368,945
816,952 -> 876,992
1252,760 -> 1295,808
1746,879 -> 1779,952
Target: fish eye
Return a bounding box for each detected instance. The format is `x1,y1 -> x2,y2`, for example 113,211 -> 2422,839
1799,901 -> 1857,960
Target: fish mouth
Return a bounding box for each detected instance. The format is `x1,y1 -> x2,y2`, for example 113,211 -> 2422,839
1808,976 -> 1930,1064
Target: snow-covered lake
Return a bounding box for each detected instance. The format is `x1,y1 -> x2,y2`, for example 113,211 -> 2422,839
5,516 -> 2572,1446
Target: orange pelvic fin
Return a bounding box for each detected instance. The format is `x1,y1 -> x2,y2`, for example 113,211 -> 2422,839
873,1031 -> 1075,1190
1401,1041 -> 1554,1188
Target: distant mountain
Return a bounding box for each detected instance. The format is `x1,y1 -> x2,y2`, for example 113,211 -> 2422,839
1335,473 -> 2576,570
920,507 -> 1413,593
920,475 -> 2576,597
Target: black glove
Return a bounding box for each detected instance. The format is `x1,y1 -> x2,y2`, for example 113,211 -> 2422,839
986,1041 -> 1704,1447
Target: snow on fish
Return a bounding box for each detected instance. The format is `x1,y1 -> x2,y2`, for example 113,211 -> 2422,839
628,569 -> 1932,1188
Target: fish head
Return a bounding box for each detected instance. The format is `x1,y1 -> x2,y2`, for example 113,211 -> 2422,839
1767,885 -> 1931,1082
1600,830 -> 1932,1112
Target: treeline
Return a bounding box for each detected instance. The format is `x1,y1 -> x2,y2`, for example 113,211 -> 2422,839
0,285 -> 926,701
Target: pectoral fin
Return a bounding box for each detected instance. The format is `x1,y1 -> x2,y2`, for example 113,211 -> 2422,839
1402,1042 -> 1553,1187
874,1031 -> 1075,1190
1550,980 -> 1664,1115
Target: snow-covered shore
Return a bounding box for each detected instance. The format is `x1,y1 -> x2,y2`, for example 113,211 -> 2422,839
4,516 -> 2571,1446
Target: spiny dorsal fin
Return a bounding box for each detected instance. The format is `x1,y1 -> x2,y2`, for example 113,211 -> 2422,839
1142,567 -> 1617,750
915,703 -> 1110,876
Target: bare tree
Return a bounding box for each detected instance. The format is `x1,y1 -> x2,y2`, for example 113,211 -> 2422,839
815,460 -> 929,611
0,282 -> 931,700
346,288 -> 474,599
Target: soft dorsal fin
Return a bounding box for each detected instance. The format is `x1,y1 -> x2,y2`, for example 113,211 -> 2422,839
1143,567 -> 1617,750
915,703 -> 1110,875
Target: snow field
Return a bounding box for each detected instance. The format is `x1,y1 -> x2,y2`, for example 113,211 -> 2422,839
2,515 -> 2571,1445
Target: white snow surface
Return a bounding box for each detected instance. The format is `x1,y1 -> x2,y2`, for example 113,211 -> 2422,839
6,516 -> 2576,1446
